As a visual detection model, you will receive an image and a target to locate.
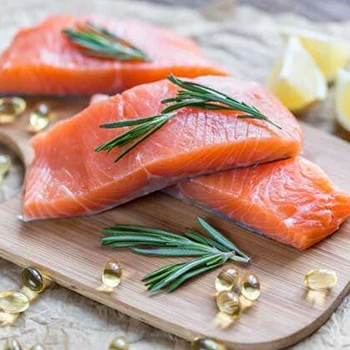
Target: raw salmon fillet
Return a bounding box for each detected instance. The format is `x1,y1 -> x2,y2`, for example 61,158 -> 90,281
0,15 -> 227,95
167,157 -> 350,249
23,76 -> 302,221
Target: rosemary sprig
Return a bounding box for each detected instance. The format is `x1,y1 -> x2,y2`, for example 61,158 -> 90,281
63,21 -> 149,62
101,217 -> 250,293
95,114 -> 174,163
96,75 -> 281,162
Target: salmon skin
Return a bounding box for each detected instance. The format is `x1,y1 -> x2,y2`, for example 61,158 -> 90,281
0,15 -> 227,96
23,76 -> 302,221
166,157 -> 350,250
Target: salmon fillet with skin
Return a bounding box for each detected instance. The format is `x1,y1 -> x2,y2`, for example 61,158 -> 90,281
23,76 -> 302,221
0,15 -> 227,96
166,157 -> 350,249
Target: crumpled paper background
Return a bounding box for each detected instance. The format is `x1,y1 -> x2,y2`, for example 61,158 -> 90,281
1,0 -> 350,349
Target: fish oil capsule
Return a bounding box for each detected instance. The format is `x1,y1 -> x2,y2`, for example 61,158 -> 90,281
29,345 -> 46,350
102,259 -> 122,289
3,338 -> 23,350
0,97 -> 26,124
304,269 -> 337,290
22,266 -> 44,292
27,103 -> 51,133
239,272 -> 261,301
215,268 -> 240,292
0,291 -> 29,314
109,336 -> 130,350
0,155 -> 11,180
216,291 -> 241,316
191,338 -> 227,350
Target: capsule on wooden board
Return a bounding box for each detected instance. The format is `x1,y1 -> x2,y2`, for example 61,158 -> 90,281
239,272 -> 261,301
102,259 -> 123,289
304,269 -> 337,290
27,103 -> 51,133
216,291 -> 241,316
215,268 -> 240,292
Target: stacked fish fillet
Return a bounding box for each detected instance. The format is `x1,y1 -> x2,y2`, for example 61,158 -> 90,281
1,15 -> 349,250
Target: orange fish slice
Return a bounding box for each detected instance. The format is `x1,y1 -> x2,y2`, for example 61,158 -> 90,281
23,76 -> 302,221
0,15 -> 227,95
167,157 -> 350,249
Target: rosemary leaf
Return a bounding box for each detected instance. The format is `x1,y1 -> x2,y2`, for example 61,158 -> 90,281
103,229 -> 187,244
148,254 -> 224,293
166,260 -> 224,293
198,216 -> 251,262
101,235 -> 167,245
102,241 -> 159,248
132,247 -> 213,257
96,114 -> 172,162
185,229 -> 230,252
112,119 -> 168,163
142,262 -> 184,282
145,265 -> 183,287
104,227 -> 185,240
95,118 -> 161,151
100,115 -> 166,129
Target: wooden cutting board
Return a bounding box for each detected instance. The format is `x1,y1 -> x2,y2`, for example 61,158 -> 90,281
0,98 -> 349,350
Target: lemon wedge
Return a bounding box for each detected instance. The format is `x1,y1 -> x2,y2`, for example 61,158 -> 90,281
335,68 -> 350,132
281,27 -> 350,82
266,36 -> 327,113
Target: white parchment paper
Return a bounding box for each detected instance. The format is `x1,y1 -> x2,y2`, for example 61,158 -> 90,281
0,1 -> 350,349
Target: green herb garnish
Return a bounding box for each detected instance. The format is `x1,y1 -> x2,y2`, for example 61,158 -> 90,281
63,21 -> 149,62
101,216 -> 250,293
96,75 -> 281,163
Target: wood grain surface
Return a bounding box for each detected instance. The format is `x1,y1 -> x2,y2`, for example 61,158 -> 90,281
0,99 -> 349,349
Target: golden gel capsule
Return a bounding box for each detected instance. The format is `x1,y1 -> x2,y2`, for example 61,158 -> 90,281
0,155 -> 11,180
22,266 -> 45,292
3,338 -> 23,350
29,345 -> 46,350
304,269 -> 337,290
216,291 -> 241,316
215,268 -> 240,292
27,103 -> 50,133
191,338 -> 227,350
0,291 -> 29,314
109,336 -> 130,350
0,97 -> 26,124
102,259 -> 122,289
239,272 -> 261,301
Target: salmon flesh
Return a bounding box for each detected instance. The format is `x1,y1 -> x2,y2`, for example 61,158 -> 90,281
0,15 -> 227,95
166,157 -> 350,249
23,76 -> 302,220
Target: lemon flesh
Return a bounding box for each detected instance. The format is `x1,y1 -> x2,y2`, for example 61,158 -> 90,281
335,68 -> 350,132
266,36 -> 327,113
281,28 -> 350,82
